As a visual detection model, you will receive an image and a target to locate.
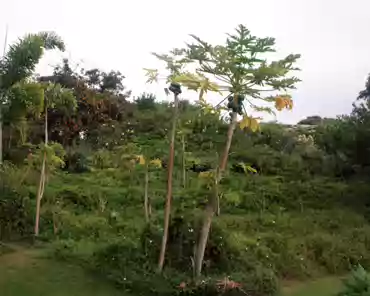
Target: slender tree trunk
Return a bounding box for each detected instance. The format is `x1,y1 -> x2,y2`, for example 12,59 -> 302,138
148,195 -> 152,219
8,124 -> 12,149
194,112 -> 237,277
35,101 -> 48,237
182,134 -> 186,188
158,93 -> 179,272
53,210 -> 58,235
34,159 -> 45,236
144,164 -> 150,223
0,106 -> 2,165
0,27 -> 8,166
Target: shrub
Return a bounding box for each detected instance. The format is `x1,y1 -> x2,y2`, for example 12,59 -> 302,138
91,149 -> 113,169
0,187 -> 33,240
63,152 -> 90,173
337,265 -> 370,296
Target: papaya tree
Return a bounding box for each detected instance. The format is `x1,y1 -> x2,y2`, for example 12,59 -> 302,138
157,24 -> 301,276
0,31 -> 65,164
136,153 -> 162,223
34,83 -> 76,236
145,52 -> 220,272
177,120 -> 193,188
144,55 -> 185,271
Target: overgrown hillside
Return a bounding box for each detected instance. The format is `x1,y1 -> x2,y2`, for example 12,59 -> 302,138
1,25 -> 370,296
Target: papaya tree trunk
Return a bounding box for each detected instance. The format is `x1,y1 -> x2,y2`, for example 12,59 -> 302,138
182,134 -> 186,188
158,93 -> 179,272
0,106 -> 2,165
53,210 -> 58,235
34,101 -> 48,237
34,157 -> 46,236
8,124 -> 12,149
148,195 -> 152,219
144,164 -> 150,223
194,112 -> 237,277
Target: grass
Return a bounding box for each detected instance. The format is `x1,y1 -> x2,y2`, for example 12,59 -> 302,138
282,277 -> 343,296
0,245 -> 125,296
0,243 -> 345,296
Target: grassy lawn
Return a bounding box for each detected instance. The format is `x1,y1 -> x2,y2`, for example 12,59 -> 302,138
282,277 -> 344,296
0,244 -> 345,296
0,246 -> 125,296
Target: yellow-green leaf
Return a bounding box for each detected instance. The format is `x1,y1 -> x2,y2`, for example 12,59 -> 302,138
143,68 -> 159,84
239,116 -> 260,132
198,171 -> 213,179
250,118 -> 259,132
137,155 -> 146,165
150,158 -> 162,168
245,165 -> 257,173
239,116 -> 251,130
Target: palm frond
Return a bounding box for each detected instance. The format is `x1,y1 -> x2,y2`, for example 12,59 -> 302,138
0,31 -> 65,91
37,31 -> 65,51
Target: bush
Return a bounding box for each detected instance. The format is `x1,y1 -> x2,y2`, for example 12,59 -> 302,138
4,143 -> 35,165
0,187 -> 33,240
337,265 -> 370,296
91,149 -> 114,169
63,152 -> 90,173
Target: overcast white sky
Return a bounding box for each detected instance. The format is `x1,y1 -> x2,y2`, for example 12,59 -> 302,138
1,0 -> 369,124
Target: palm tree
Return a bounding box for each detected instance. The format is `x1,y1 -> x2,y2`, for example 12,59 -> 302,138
0,31 -> 65,163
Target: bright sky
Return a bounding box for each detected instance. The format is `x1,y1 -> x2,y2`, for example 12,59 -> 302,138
1,0 -> 369,124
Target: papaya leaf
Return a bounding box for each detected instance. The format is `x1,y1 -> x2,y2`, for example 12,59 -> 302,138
143,68 -> 159,83
239,116 -> 251,130
239,115 -> 260,132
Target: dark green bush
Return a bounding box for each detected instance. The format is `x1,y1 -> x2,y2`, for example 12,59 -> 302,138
0,186 -> 33,240
337,265 -> 370,296
63,152 -> 90,173
90,237 -> 278,296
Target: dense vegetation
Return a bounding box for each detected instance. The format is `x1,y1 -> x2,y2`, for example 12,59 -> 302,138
1,25 -> 370,296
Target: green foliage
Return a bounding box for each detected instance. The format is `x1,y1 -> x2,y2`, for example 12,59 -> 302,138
0,32 -> 64,91
91,149 -> 114,169
135,93 -> 157,110
337,265 -> 370,296
27,142 -> 66,171
44,82 -> 77,112
0,163 -> 34,240
186,24 -> 300,93
4,25 -> 370,296
63,151 -> 90,173
0,187 -> 33,240
7,82 -> 44,119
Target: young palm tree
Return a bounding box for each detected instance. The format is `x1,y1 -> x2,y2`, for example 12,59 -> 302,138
0,31 -> 65,163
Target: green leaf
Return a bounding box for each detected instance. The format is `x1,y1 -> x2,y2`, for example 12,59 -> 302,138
143,68 -> 159,83
245,165 -> 257,173
0,32 -> 64,91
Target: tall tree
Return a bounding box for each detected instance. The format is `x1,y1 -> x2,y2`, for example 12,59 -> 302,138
145,49 -> 222,273
34,83 -> 76,237
39,59 -> 132,147
145,53 -> 189,272
172,24 -> 301,276
0,31 -> 65,163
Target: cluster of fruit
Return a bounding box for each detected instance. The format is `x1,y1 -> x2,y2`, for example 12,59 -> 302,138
169,82 -> 182,95
226,94 -> 245,116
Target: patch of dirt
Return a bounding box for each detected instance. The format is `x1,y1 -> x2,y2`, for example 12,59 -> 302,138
0,243 -> 41,268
